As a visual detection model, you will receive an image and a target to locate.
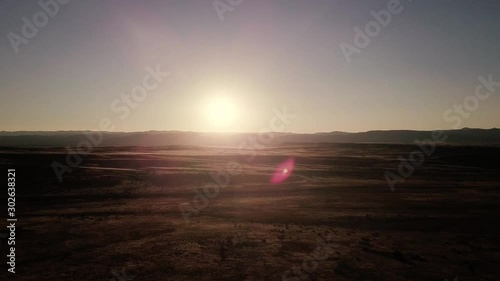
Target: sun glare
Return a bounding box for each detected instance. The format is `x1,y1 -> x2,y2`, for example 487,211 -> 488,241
205,98 -> 237,130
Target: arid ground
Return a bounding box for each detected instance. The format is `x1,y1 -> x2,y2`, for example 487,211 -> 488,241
1,143 -> 500,281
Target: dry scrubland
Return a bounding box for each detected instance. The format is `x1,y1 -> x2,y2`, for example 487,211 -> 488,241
1,143 -> 500,281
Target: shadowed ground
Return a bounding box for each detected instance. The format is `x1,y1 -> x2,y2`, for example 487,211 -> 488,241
1,143 -> 500,280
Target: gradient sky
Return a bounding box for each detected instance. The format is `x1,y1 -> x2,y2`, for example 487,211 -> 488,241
1,0 -> 499,133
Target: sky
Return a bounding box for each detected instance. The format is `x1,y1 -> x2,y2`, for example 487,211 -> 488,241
0,0 -> 499,133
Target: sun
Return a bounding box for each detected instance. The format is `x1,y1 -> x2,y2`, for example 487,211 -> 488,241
204,98 -> 237,130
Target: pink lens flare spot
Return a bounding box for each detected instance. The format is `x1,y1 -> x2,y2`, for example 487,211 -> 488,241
270,157 -> 295,184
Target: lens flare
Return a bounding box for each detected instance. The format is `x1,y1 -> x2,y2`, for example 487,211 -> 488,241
270,157 -> 295,184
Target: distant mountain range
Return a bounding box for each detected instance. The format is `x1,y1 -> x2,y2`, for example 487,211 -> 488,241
0,128 -> 499,147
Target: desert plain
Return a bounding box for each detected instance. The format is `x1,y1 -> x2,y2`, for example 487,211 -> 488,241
1,143 -> 500,281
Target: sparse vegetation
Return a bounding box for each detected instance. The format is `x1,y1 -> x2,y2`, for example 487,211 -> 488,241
1,144 -> 500,280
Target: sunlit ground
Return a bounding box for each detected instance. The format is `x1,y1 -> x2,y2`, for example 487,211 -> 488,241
3,144 -> 500,280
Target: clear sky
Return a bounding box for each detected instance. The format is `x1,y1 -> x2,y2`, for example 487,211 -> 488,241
1,0 -> 499,133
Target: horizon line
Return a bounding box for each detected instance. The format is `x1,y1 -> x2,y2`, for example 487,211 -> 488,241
0,127 -> 499,134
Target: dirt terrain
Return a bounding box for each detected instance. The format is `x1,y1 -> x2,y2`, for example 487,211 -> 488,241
1,143 -> 500,281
